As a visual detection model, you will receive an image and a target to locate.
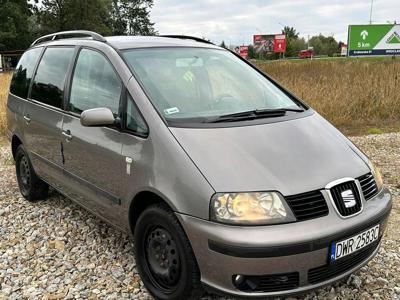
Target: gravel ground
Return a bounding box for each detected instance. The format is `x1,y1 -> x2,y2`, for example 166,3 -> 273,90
0,133 -> 399,300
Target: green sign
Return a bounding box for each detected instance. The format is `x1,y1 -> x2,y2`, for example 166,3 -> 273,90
348,24 -> 400,56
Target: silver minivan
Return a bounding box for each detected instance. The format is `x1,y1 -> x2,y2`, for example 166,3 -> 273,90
7,31 -> 392,299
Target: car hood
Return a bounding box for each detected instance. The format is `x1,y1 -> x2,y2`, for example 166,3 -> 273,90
170,112 -> 370,195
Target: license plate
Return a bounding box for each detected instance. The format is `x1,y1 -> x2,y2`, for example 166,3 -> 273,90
330,225 -> 380,262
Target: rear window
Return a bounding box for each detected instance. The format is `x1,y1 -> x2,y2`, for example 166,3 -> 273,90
10,48 -> 42,98
30,47 -> 75,109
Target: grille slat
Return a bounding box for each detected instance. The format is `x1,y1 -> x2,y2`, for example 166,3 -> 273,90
363,183 -> 377,194
361,180 -> 375,189
364,188 -> 378,199
308,240 -> 379,284
357,173 -> 379,201
289,204 -> 327,211
359,175 -> 374,184
285,194 -> 324,203
294,210 -> 329,219
290,204 -> 328,212
289,197 -> 326,204
285,191 -> 329,221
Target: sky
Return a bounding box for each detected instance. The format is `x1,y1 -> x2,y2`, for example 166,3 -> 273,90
150,0 -> 400,46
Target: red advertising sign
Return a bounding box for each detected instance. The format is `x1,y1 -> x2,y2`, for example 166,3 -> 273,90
239,46 -> 249,59
274,34 -> 286,53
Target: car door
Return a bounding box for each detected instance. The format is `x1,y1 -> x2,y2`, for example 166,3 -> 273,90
61,47 -> 125,221
23,46 -> 75,188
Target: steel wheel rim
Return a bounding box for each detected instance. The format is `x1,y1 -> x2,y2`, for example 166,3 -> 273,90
144,226 -> 181,292
18,155 -> 31,193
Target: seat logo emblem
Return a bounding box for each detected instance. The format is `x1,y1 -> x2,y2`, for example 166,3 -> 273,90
341,189 -> 356,208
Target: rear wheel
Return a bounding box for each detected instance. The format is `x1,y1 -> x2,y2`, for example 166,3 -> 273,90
15,145 -> 49,201
134,204 -> 203,300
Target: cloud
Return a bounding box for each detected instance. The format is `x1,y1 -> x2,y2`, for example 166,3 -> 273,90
150,0 -> 399,45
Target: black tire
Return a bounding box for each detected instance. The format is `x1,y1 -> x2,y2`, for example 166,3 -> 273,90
134,203 -> 203,300
15,145 -> 49,201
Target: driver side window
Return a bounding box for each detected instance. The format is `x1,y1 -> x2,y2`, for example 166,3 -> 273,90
69,48 -> 122,114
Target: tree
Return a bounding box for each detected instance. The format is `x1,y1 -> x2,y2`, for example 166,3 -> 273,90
219,40 -> 227,48
110,0 -> 156,35
37,0 -> 113,35
35,0 -> 67,34
309,34 -> 339,56
36,0 -> 155,37
0,0 -> 156,50
0,0 -> 36,50
280,26 -> 303,57
282,26 -> 299,40
65,0 -> 113,35
247,45 -> 255,59
286,37 -> 306,57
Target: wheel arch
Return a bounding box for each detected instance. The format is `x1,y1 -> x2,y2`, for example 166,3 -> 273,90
128,190 -> 178,234
11,134 -> 23,159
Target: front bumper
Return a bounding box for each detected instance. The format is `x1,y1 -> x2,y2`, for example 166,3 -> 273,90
177,187 -> 392,298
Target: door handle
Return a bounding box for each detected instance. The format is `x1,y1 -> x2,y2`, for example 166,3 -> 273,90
62,130 -> 72,141
23,115 -> 31,124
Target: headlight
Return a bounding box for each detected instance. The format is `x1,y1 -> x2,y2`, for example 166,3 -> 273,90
371,163 -> 384,191
210,192 -> 296,225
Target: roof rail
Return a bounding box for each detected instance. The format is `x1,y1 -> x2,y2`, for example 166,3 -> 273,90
159,35 -> 215,45
31,30 -> 107,47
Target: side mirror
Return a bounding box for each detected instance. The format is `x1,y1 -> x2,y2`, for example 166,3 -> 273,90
80,108 -> 115,127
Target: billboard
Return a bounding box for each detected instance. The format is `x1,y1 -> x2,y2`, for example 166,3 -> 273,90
274,34 -> 286,53
348,24 -> 400,56
254,35 -> 275,54
253,34 -> 287,54
239,46 -> 249,59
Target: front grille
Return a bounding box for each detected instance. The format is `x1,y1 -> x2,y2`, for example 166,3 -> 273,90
358,173 -> 378,201
234,272 -> 299,292
285,190 -> 329,221
330,181 -> 362,217
308,239 -> 380,284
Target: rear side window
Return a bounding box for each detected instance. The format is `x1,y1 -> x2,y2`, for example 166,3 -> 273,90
30,47 -> 75,108
69,48 -> 122,114
10,48 -> 42,98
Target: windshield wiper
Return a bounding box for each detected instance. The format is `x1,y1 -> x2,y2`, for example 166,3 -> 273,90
205,107 -> 304,123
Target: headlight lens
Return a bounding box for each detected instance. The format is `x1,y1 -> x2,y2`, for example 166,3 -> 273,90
210,192 -> 296,225
372,163 -> 384,191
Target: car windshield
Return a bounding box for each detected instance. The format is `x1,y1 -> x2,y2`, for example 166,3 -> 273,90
123,47 -> 303,123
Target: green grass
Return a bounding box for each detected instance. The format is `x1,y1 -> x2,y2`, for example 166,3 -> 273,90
367,128 -> 385,135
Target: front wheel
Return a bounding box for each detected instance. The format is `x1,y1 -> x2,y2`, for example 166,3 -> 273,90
134,204 -> 203,300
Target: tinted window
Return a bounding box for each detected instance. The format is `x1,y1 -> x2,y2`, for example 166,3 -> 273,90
10,48 -> 42,98
126,94 -> 148,135
69,49 -> 122,114
31,47 -> 74,108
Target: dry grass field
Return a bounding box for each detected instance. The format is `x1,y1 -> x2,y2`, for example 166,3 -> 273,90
256,58 -> 400,134
0,58 -> 399,135
0,72 -> 13,136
